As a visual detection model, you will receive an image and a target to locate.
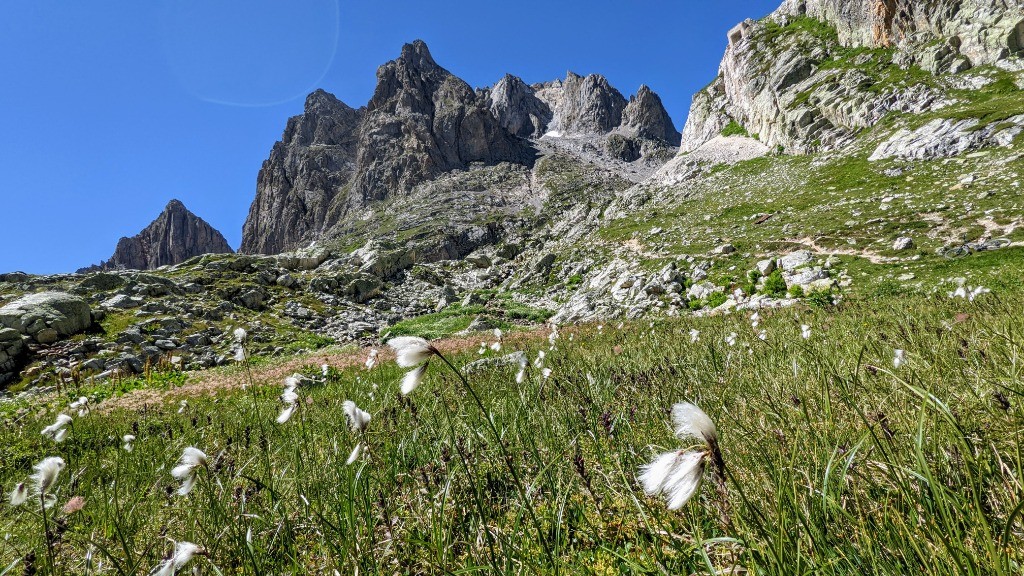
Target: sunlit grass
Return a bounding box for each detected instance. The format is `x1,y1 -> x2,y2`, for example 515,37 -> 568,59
1,290 -> 1022,574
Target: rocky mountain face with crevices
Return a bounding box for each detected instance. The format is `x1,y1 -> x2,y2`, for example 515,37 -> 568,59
240,40 -> 679,255
79,200 -> 232,272
679,0 -> 1024,154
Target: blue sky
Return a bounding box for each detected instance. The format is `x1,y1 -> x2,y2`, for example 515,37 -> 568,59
0,0 -> 779,274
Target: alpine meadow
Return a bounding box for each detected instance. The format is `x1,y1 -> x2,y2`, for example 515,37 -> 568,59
4,1 -> 1024,574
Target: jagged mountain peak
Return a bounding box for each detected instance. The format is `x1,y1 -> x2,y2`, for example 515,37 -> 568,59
80,200 -> 232,272
398,39 -> 437,69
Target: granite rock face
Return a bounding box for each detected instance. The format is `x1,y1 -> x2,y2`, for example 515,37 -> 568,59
240,40 -> 679,256
679,0 -> 1024,154
488,74 -> 552,138
349,40 -> 535,207
83,200 -> 233,271
0,292 -> 92,342
241,90 -> 364,254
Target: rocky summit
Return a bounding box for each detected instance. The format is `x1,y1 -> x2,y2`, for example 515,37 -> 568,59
4,0 -> 1024,398
80,199 -> 232,272
240,40 -> 679,255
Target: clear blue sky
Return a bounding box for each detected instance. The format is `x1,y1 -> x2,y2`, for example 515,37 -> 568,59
0,0 -> 779,274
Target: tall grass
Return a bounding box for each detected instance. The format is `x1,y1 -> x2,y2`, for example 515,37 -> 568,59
1,292 -> 1022,574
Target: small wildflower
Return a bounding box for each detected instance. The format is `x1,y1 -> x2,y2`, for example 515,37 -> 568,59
10,483 -> 28,507
170,447 -> 207,496
346,442 -> 363,466
41,414 -> 72,443
31,457 -> 65,495
153,541 -> 203,576
638,403 -> 723,511
342,400 -> 371,433
515,354 -> 528,384
62,495 -> 85,515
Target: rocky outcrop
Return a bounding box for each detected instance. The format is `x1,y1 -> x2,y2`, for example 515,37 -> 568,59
679,1 -> 1024,155
241,41 -> 680,256
0,289 -> 93,348
84,200 -> 233,271
539,72 -> 628,136
349,40 -> 535,207
773,0 -> 1024,66
869,115 -> 1024,160
241,90 -> 364,255
618,85 -> 681,145
488,74 -> 552,138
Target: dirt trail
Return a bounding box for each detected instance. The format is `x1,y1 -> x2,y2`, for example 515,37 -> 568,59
98,329 -> 551,413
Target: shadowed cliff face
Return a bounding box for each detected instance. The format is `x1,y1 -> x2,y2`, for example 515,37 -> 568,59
240,90 -> 364,255
240,40 -> 680,256
81,200 -> 233,272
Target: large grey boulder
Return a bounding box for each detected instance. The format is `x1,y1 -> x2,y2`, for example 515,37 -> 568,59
0,292 -> 92,342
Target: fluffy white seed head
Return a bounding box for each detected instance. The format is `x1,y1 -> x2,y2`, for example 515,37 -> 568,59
31,457 -> 65,494
123,435 -> 136,452
388,336 -> 436,368
41,414 -> 72,440
671,402 -> 718,445
801,324 -> 812,339
342,400 -> 371,433
490,341 -> 502,352
894,349 -> 906,368
346,443 -> 363,466
233,328 -> 247,342
639,450 -> 706,510
400,364 -> 429,395
171,447 -> 207,496
689,329 -> 700,343
10,482 -> 28,506
276,404 -> 296,424
542,367 -> 552,379
494,328 -> 503,340
365,348 -> 378,369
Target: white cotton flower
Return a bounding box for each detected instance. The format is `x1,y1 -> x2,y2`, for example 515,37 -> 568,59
122,435 -> 135,452
342,400 -> 371,433
153,541 -> 203,576
639,450 -> 707,510
233,346 -> 246,363
284,375 -> 301,389
31,457 -> 65,494
177,400 -> 187,414
533,350 -> 546,369
280,388 -> 299,405
346,443 -> 363,466
548,329 -> 559,346
757,330 -> 767,341
493,328 -> 503,341
171,447 -> 207,496
542,367 -> 552,379
233,328 -> 247,342
750,312 -> 760,325
968,286 -> 990,301
894,349 -> 906,369
388,336 -> 436,368
671,402 -> 718,445
515,354 -> 528,384
490,341 -> 502,352
400,364 -> 428,395
41,414 -> 72,442
276,404 -> 296,424
478,342 -> 487,355
801,324 -> 812,339
689,329 -> 700,343
725,332 -> 737,346
321,364 -> 330,377
365,348 -> 378,370
950,286 -> 967,299
10,482 -> 28,506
